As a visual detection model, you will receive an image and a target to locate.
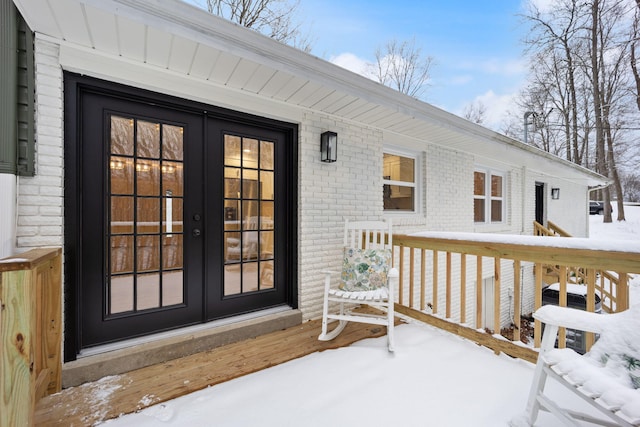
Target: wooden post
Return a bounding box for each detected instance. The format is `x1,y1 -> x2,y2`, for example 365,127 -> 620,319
534,262 -> 543,348
586,268 -> 596,350
409,248 -> 415,309
460,254 -> 466,324
558,265 -> 567,349
617,272 -> 629,312
432,251 -> 438,314
0,248 -> 62,427
513,260 -> 521,342
476,255 -> 482,329
446,252 -> 451,319
398,246 -> 404,306
420,249 -> 426,311
494,258 -> 501,335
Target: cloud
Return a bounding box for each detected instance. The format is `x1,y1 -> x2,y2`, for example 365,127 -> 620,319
461,90 -> 519,131
528,0 -> 555,13
329,53 -> 373,78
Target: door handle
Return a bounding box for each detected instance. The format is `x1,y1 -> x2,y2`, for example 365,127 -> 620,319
192,228 -> 201,237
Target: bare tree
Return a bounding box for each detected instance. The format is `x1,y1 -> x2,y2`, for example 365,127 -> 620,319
462,100 -> 487,124
520,0 -> 636,222
521,0 -> 586,163
631,0 -> 640,111
370,38 -> 434,99
206,0 -> 312,51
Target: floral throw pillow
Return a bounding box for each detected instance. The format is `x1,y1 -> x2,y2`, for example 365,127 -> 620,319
339,247 -> 391,292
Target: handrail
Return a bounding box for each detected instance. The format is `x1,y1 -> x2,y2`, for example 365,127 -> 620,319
532,220 -> 621,313
389,232 -> 637,361
533,220 -> 571,237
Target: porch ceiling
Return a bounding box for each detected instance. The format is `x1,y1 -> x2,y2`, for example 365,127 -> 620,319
13,0 -> 607,186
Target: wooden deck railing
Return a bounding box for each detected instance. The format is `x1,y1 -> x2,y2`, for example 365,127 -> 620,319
533,221 -> 620,313
390,232 -> 638,362
533,220 -> 571,237
0,248 -> 62,427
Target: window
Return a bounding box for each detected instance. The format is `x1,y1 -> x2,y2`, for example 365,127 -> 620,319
474,169 -> 504,223
383,151 -> 417,212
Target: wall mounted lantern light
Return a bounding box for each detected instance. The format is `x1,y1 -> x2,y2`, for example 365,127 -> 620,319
551,188 -> 560,200
320,131 -> 337,163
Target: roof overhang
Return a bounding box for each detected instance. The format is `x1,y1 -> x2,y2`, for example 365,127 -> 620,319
13,0 -> 609,187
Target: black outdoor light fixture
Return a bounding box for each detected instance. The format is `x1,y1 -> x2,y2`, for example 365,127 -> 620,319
551,188 -> 560,200
320,131 -> 337,163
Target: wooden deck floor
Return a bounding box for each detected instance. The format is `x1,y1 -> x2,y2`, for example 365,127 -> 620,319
35,318 -> 391,426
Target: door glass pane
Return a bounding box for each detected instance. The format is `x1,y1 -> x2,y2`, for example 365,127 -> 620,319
260,140 -> 274,170
137,273 -> 160,310
111,197 -> 133,234
260,261 -> 274,290
137,121 -> 160,158
223,134 -> 277,296
162,124 -> 183,160
137,198 -> 160,234
162,271 -> 183,305
108,115 -> 185,316
137,160 -> 160,196
224,265 -> 241,296
110,275 -> 133,314
110,116 -> 134,156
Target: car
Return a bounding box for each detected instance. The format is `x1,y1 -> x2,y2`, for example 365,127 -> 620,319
589,201 -> 604,215
542,283 -> 602,354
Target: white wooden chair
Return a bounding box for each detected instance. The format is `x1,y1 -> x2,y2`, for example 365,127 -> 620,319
513,304 -> 640,427
318,220 -> 399,352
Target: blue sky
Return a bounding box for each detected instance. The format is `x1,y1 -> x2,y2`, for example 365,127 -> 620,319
189,0 -> 532,130
300,0 -> 530,130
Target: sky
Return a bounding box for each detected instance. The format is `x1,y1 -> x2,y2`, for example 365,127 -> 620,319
101,205 -> 640,427
299,0 -> 530,130
188,0 -> 534,132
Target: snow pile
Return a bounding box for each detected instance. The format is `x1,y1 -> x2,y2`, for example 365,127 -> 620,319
101,206 -> 640,427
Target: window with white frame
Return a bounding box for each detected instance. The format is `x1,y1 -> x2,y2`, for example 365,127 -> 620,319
383,150 -> 418,212
474,168 -> 504,223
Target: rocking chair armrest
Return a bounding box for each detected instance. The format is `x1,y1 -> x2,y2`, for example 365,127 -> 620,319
533,305 -> 609,334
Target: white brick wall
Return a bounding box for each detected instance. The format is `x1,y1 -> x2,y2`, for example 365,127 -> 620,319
17,36 -> 589,333
298,112 -> 386,319
16,38 -> 63,249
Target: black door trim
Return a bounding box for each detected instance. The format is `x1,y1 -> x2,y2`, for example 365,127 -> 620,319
64,73 -> 298,361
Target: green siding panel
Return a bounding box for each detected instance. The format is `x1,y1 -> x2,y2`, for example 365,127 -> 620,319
17,14 -> 35,176
0,0 -> 34,176
0,0 -> 17,174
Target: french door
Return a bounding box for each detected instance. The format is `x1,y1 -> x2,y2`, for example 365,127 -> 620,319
65,75 -> 296,356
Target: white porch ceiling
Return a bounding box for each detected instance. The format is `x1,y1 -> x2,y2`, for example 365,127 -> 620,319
13,0 -> 607,186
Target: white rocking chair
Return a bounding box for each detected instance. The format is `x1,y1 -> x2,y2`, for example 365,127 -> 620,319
318,220 -> 399,352
514,304 -> 640,427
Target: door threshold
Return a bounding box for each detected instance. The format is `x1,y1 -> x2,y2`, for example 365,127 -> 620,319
63,306 -> 301,388
78,306 -> 293,358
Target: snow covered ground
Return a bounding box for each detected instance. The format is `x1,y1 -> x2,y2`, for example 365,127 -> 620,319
103,206 -> 640,427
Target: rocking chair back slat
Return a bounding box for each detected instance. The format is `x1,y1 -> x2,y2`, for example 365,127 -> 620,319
344,221 -> 392,250
321,219 -> 398,351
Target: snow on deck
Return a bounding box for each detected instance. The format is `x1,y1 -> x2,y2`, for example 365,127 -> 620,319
410,231 -> 640,254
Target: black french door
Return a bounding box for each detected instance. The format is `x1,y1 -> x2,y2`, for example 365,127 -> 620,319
65,75 -> 296,356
